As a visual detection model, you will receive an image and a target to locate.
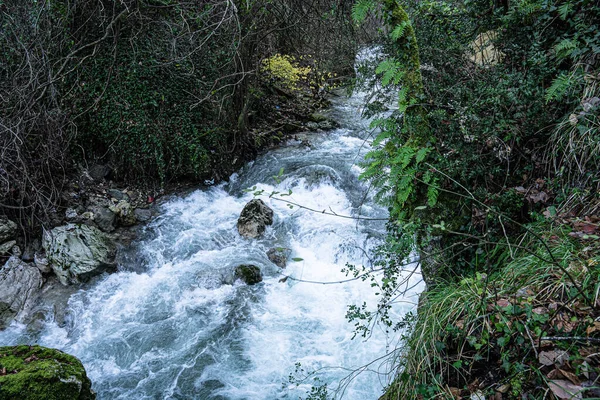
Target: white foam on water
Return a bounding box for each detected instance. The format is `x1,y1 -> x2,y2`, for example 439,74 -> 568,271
0,48 -> 424,399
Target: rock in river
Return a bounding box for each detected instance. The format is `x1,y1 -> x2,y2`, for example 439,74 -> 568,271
237,199 -> 274,239
0,257 -> 43,329
267,247 -> 291,268
234,264 -> 263,285
42,224 -> 117,286
0,345 -> 95,400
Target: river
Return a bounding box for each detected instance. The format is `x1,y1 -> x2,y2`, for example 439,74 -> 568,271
0,50 -> 423,399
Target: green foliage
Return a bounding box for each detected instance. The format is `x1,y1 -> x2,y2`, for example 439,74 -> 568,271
68,44 -> 227,182
352,0 -> 600,396
352,0 -> 375,23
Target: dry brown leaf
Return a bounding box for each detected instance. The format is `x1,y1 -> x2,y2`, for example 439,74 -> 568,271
496,299 -> 511,308
539,350 -> 569,366
558,369 -> 581,385
448,387 -> 461,399
548,379 -> 583,400
586,321 -> 600,335
532,307 -> 548,314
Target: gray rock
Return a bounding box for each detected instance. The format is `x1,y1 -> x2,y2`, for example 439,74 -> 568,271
11,244 -> 21,258
108,200 -> 137,226
267,247 -> 292,268
318,119 -> 337,130
34,251 -> 52,274
90,206 -> 116,232
306,121 -> 320,130
88,164 -> 111,182
42,224 -> 117,285
237,199 -> 274,239
234,264 -> 263,285
134,208 -> 152,223
0,216 -> 17,243
309,112 -> 328,122
107,189 -> 129,202
0,257 -> 43,329
21,239 -> 40,262
65,208 -> 78,220
0,240 -> 16,256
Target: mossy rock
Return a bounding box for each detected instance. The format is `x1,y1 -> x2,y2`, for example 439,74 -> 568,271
309,112 -> 328,123
0,345 -> 95,400
234,265 -> 263,285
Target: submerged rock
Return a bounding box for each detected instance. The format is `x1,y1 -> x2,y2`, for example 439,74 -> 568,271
267,247 -> 291,268
0,345 -> 95,399
234,264 -> 263,285
0,257 -> 43,329
42,224 -> 117,286
237,199 -> 274,239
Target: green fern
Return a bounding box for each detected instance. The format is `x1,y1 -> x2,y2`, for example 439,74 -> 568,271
557,2 -> 573,20
352,0 -> 374,23
554,38 -> 577,59
376,59 -> 403,86
391,21 -> 410,41
545,71 -> 582,102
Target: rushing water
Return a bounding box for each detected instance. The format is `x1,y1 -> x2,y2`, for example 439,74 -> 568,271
0,52 -> 423,399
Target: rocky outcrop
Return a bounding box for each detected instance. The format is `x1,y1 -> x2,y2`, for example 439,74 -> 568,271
42,224 -> 117,286
267,247 -> 291,268
0,257 -> 43,329
237,199 -> 274,239
234,264 -> 263,285
0,345 -> 95,400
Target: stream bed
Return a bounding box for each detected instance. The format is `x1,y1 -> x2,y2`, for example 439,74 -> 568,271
0,53 -> 423,399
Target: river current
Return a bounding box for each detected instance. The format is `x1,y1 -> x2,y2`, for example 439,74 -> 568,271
0,51 -> 423,399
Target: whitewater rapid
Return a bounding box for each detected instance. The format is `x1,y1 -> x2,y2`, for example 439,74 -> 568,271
0,54 -> 423,399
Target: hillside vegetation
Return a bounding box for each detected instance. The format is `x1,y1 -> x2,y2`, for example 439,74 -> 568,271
350,0 -> 600,398
0,0 -> 360,236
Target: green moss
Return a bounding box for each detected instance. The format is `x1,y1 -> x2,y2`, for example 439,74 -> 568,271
234,264 -> 263,285
0,346 -> 95,400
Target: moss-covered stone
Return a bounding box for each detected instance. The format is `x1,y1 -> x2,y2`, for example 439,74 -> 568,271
0,345 -> 95,400
234,264 -> 263,285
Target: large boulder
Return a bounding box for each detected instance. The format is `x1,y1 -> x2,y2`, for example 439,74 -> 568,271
0,257 -> 43,329
42,224 -> 117,285
237,199 -> 274,239
234,265 -> 263,285
0,345 -> 95,400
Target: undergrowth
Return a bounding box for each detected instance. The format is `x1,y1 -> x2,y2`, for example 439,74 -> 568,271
384,223 -> 600,399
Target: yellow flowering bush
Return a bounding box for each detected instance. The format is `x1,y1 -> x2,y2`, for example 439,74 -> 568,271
261,54 -> 311,91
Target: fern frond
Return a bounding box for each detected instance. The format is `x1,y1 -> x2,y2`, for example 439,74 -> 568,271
391,21 -> 409,41
352,0 -> 374,23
